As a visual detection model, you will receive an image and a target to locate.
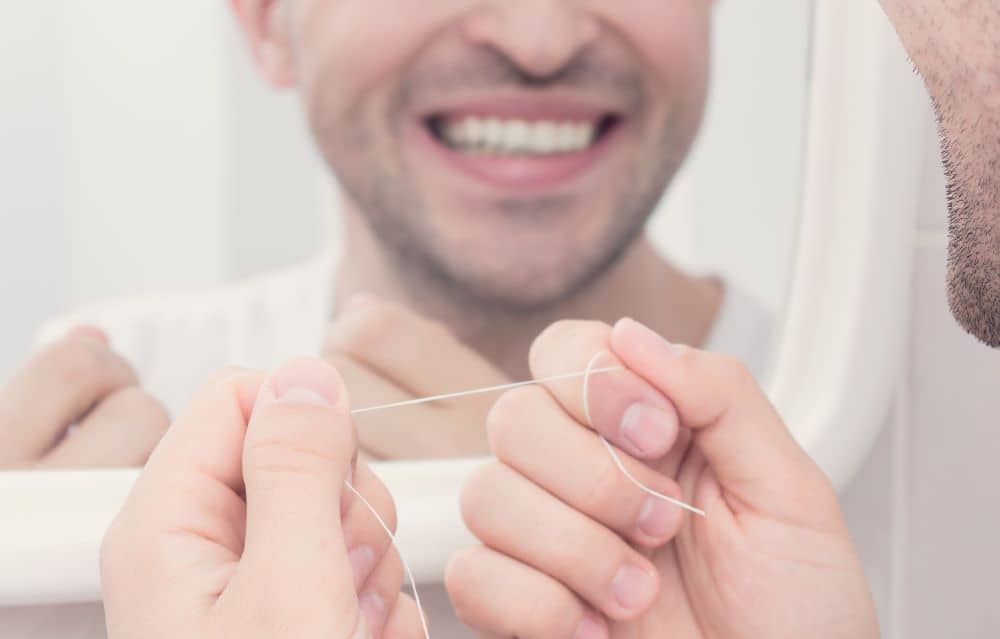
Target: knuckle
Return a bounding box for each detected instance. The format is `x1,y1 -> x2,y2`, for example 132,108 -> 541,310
486,385 -> 549,457
522,590 -> 576,638
530,320 -> 609,370
444,547 -> 483,619
45,338 -> 113,386
336,303 -> 400,354
243,408 -> 346,478
670,342 -> 700,370
103,388 -> 170,431
459,463 -> 504,535
362,473 -> 399,534
244,437 -> 335,478
581,452 -> 632,521
713,353 -> 757,392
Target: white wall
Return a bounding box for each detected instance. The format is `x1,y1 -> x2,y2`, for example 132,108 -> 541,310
0,3 -> 328,378
0,1 -> 812,379
0,5 -> 70,375
839,107 -> 1000,638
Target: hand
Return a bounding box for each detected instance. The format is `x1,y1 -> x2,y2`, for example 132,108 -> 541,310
0,326 -> 168,469
447,319 -> 879,638
101,359 -> 423,639
323,294 -> 509,459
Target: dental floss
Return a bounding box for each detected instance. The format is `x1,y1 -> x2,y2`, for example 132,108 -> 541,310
345,358 -> 703,638
581,353 -> 705,518
349,366 -> 623,415
343,480 -> 430,639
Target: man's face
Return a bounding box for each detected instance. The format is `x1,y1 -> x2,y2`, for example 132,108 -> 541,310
261,1 -> 711,311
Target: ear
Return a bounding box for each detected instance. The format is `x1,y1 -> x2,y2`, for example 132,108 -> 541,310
230,0 -> 296,87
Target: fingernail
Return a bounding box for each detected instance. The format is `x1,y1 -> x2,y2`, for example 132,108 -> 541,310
611,564 -> 657,611
637,495 -> 680,541
573,612 -> 608,639
620,403 -> 676,456
348,545 -> 375,589
358,591 -> 385,632
272,359 -> 339,406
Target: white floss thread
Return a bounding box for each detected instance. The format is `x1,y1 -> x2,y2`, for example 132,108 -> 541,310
349,366 -> 624,414
343,480 -> 430,639
344,359 -> 704,639
581,353 -> 705,518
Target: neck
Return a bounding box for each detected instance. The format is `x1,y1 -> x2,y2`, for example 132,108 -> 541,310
333,201 -> 721,380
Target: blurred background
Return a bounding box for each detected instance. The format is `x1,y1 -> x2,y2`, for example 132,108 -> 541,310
0,1 -> 813,377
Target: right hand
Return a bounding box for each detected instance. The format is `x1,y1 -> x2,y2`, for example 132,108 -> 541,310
448,318 -> 879,638
0,326 -> 168,469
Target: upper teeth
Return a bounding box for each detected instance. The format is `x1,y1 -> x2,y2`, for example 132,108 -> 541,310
441,117 -> 597,155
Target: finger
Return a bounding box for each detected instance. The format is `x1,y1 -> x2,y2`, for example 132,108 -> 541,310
529,320 -> 680,460
447,545 -> 609,639
103,368 -> 265,612
488,386 -> 685,547
37,387 -> 169,469
462,461 -> 659,621
358,545 -> 406,638
240,358 -> 360,612
343,462 -> 398,589
610,319 -> 836,520
0,330 -> 138,465
383,594 -> 427,639
324,293 -> 507,396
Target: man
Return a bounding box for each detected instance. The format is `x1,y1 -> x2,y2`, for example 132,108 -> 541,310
1,0 -> 997,637
878,1 -> 1000,348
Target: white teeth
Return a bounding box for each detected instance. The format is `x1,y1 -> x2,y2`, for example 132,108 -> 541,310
439,116 -> 599,155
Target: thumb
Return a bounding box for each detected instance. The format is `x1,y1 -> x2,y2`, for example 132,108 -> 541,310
239,358 -> 369,638
610,319 -> 835,522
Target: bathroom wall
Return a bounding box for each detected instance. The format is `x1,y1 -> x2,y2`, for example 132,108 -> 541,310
840,109 -> 1000,638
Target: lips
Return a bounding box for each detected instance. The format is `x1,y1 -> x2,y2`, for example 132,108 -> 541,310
413,97 -> 625,192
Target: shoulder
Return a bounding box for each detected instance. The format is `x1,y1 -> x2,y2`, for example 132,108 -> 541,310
37,255 -> 333,414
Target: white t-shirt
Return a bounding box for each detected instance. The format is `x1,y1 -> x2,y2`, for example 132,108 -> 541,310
1,254 -> 773,639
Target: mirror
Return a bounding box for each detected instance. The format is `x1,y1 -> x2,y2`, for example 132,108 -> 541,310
0,1 -> 812,470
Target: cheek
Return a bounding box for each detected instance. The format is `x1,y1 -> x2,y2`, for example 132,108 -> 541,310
289,1 -> 472,126
593,2 -> 711,100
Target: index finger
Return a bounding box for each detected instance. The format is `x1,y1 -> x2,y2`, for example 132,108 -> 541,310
528,320 -> 681,460
609,318 -> 837,522
136,368 -> 265,499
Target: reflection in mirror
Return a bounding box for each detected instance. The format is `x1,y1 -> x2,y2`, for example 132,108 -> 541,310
0,2 -> 813,470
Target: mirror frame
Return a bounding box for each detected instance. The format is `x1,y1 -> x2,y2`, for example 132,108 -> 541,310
0,0 -> 934,606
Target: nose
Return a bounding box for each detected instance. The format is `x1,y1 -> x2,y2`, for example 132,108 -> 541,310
462,0 -> 599,80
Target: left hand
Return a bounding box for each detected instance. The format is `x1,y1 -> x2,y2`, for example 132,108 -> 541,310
323,294 -> 509,459
102,359 -> 422,639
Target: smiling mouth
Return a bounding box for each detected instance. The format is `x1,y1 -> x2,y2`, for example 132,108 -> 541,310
426,113 -> 621,156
